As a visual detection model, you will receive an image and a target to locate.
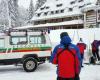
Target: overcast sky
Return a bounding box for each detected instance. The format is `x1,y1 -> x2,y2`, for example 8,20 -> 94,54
18,0 -> 37,8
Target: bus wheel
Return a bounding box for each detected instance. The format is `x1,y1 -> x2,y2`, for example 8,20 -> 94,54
23,57 -> 37,72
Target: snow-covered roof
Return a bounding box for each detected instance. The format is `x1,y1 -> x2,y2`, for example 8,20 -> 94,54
32,0 -> 97,21
14,19 -> 83,30
81,0 -> 98,12
32,11 -> 82,21
82,4 -> 97,12
13,25 -> 33,30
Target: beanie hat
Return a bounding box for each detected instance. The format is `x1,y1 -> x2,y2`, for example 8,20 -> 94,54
60,32 -> 69,38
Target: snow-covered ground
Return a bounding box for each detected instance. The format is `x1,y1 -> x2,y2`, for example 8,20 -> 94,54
0,62 -> 100,80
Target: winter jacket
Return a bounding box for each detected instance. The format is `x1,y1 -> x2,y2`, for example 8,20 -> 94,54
50,36 -> 81,78
91,40 -> 99,51
77,43 -> 86,54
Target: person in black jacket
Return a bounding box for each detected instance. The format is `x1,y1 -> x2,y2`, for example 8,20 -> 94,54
91,40 -> 100,61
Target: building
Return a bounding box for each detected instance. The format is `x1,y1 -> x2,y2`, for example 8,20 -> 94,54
83,0 -> 100,28
31,0 -> 100,30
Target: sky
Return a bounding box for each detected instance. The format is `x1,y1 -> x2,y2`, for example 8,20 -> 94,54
18,0 -> 37,8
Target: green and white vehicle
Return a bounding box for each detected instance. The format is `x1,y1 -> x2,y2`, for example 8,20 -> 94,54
0,30 -> 52,72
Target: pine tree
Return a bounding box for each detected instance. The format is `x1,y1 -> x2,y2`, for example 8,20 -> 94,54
8,0 -> 19,27
35,0 -> 47,11
28,0 -> 34,20
0,0 -> 9,27
18,7 -> 29,26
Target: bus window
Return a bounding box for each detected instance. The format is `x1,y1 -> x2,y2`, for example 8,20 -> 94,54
30,35 -> 46,44
11,37 -> 19,45
10,36 -> 27,45
0,38 -> 5,48
38,37 -> 42,44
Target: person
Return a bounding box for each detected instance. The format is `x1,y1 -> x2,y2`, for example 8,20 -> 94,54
77,38 -> 86,67
91,40 -> 100,61
50,32 -> 82,80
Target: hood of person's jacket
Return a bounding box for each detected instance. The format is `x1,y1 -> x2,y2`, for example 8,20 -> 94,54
60,36 -> 71,45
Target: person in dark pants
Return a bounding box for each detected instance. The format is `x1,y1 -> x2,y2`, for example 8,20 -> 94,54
77,38 -> 86,67
91,40 -> 100,61
57,75 -> 80,80
50,32 -> 82,80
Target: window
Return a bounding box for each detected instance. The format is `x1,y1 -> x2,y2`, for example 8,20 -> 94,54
55,10 -> 59,14
79,5 -> 84,8
51,11 -> 54,14
10,36 -> 27,45
61,9 -> 64,13
41,7 -> 44,10
69,8 -> 73,12
46,6 -> 49,9
30,35 -> 46,44
70,1 -> 75,4
78,0 -> 83,2
56,4 -> 63,7
0,38 -> 5,48
37,13 -> 41,17
44,12 -> 48,16
98,10 -> 100,13
86,3 -> 91,6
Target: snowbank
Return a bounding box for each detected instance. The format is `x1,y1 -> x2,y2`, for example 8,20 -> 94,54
0,62 -> 100,80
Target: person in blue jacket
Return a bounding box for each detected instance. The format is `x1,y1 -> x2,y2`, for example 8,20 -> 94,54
50,32 -> 82,80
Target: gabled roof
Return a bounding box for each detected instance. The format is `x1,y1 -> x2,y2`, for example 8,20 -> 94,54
32,0 -> 97,21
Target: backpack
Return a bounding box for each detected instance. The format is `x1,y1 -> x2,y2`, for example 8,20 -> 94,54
56,45 -> 80,79
56,45 -> 75,63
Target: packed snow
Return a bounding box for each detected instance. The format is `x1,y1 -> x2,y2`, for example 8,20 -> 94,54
0,61 -> 100,80
0,29 -> 100,80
